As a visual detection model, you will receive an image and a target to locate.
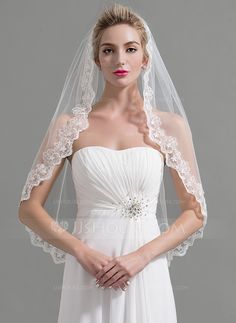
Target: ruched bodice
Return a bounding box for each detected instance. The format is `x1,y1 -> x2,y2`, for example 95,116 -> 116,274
57,146 -> 177,323
71,146 -> 164,216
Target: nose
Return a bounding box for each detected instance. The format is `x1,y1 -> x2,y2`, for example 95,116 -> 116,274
115,50 -> 126,66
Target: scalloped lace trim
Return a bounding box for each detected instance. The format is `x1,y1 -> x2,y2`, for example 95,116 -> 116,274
20,20 -> 207,266
148,113 -> 207,267
21,108 -> 91,264
20,108 -> 207,266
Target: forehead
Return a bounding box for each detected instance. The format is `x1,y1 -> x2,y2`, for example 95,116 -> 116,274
100,24 -> 140,45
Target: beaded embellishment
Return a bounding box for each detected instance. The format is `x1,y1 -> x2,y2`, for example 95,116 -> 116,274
112,194 -> 151,221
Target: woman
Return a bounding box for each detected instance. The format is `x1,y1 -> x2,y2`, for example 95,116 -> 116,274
18,3 -> 207,323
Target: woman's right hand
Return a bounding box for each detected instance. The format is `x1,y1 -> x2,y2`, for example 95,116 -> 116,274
74,244 -> 124,290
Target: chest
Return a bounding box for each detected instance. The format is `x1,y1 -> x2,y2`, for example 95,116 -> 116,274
74,116 -> 146,148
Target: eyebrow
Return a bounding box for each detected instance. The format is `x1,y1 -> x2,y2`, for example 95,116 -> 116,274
100,41 -> 140,47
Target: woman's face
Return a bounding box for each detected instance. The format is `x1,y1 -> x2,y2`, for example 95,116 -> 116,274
97,24 -> 147,87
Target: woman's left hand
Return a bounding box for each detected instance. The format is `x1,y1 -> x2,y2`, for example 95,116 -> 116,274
94,249 -> 150,290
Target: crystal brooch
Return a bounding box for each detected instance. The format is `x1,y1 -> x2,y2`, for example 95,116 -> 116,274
112,195 -> 151,220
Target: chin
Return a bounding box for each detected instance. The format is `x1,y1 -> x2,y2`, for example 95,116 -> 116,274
115,80 -> 135,88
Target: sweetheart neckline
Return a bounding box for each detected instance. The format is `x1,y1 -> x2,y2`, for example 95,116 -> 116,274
71,145 -> 164,166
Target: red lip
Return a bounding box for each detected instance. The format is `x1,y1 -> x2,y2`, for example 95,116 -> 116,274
113,69 -> 129,74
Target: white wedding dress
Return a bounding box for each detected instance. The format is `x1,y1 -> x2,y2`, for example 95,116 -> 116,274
57,146 -> 177,323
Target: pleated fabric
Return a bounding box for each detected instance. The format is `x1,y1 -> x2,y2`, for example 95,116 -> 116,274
57,146 -> 177,323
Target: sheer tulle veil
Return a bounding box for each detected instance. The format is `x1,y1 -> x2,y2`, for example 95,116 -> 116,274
18,5 -> 207,267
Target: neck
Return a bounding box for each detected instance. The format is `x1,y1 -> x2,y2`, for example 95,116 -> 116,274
98,80 -> 144,114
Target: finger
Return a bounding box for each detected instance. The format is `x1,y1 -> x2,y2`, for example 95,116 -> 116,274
101,279 -> 130,291
111,273 -> 128,288
95,261 -> 116,281
120,282 -> 128,291
97,265 -> 120,286
102,270 -> 127,288
112,274 -> 130,289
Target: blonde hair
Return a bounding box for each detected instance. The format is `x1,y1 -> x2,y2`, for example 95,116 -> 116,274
92,3 -> 149,66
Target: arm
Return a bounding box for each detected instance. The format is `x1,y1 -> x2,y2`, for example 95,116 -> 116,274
137,183 -> 204,263
137,114 -> 205,263
95,197 -> 204,289
18,158 -> 88,258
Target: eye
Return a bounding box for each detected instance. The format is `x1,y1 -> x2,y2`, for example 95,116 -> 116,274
103,48 -> 113,54
102,48 -> 137,54
127,48 -> 137,53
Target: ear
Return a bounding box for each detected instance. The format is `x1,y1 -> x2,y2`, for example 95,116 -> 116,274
95,58 -> 100,68
142,55 -> 149,67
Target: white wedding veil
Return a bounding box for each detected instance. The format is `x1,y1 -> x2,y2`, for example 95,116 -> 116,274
18,4 -> 207,267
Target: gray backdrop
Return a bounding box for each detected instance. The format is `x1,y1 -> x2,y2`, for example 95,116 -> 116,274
0,0 -> 235,322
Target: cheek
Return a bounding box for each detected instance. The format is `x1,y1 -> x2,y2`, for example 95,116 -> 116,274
130,54 -> 143,68
99,53 -> 111,68
100,59 -> 111,69
130,61 -> 141,71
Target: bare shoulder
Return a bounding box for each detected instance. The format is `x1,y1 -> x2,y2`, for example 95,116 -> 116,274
152,109 -> 186,131
55,113 -> 74,126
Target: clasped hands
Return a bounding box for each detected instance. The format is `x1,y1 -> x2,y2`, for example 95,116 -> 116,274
95,249 -> 151,291
75,245 -> 152,291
